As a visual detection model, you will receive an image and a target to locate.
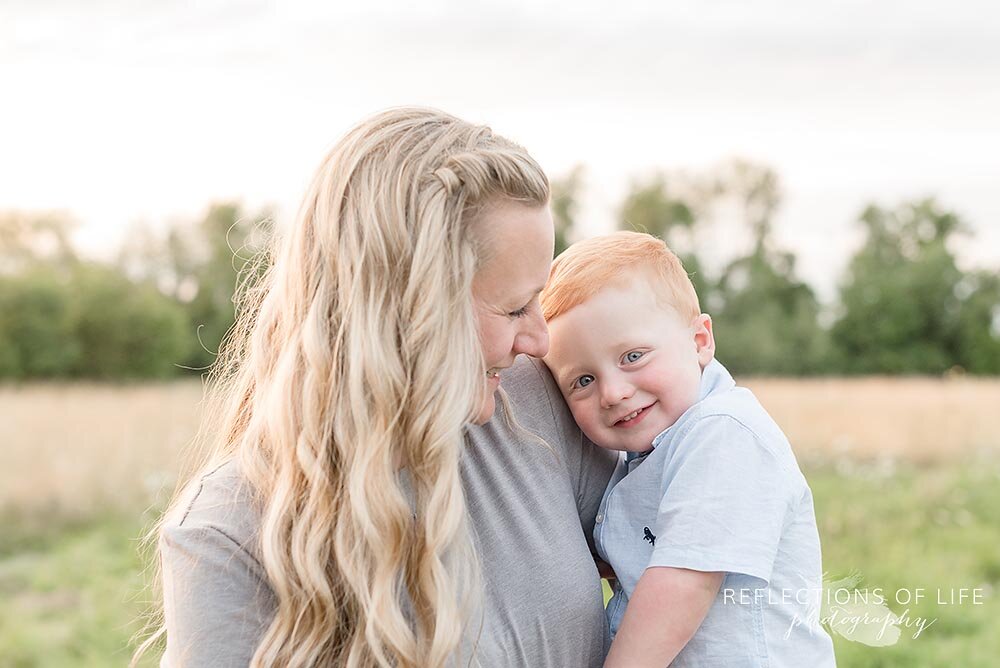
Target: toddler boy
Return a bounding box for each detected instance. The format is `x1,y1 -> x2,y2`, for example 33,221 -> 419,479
540,232 -> 835,667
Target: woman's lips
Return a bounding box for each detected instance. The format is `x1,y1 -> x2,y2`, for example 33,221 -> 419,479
613,402 -> 656,428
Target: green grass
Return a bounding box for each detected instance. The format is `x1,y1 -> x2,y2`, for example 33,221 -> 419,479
810,456 -> 1000,666
0,512 -> 158,668
2,458 -> 998,667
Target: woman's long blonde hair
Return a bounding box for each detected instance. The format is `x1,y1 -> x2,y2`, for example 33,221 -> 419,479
139,108 -> 549,667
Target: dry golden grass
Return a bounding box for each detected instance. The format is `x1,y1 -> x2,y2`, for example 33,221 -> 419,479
2,376 -> 999,515
743,375 -> 1000,463
0,380 -> 204,518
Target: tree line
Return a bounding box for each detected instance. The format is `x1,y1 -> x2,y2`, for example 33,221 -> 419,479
552,160 -> 1000,376
0,204 -> 268,379
1,161 -> 998,379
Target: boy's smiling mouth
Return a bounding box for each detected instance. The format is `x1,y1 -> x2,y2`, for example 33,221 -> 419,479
612,402 -> 657,428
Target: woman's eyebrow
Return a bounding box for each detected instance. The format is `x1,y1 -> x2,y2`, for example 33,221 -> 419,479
513,286 -> 545,305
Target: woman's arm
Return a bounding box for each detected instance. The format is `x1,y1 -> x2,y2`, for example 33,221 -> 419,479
604,566 -> 723,668
160,522 -> 275,667
522,357 -> 617,541
157,465 -> 275,667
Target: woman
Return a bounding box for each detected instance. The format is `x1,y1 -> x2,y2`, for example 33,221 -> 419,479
140,108 -> 615,667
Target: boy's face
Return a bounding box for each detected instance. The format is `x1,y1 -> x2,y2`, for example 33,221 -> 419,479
544,276 -> 715,453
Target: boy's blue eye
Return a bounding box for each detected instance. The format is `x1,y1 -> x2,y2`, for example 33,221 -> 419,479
624,350 -> 644,363
575,374 -> 595,389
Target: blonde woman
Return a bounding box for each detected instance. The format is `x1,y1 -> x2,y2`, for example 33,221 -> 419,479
142,108 -> 616,667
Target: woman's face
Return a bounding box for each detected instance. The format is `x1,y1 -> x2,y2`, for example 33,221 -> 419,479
471,201 -> 555,425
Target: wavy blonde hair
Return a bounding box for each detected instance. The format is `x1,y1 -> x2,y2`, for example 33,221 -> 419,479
136,107 -> 549,667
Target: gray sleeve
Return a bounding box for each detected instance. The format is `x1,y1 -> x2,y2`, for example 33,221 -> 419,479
159,468 -> 276,667
519,357 -> 617,551
574,431 -> 617,552
160,523 -> 274,667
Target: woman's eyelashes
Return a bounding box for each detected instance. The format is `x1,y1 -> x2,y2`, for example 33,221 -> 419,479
508,305 -> 529,318
507,298 -> 535,319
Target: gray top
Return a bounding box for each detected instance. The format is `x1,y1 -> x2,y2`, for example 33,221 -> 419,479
160,356 -> 616,667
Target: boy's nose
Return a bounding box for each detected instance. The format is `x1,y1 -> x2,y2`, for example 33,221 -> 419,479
600,380 -> 634,409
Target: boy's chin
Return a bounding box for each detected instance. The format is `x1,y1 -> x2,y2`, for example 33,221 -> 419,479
588,430 -> 657,454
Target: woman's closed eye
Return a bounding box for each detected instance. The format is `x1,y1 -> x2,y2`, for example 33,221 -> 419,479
508,305 -> 529,318
508,299 -> 535,319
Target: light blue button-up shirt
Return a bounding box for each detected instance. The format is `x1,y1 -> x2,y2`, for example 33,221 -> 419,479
595,359 -> 836,667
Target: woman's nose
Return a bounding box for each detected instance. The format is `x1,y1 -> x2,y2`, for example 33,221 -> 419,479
514,309 -> 549,358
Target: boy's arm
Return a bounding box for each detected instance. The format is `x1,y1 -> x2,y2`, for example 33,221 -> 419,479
604,566 -> 724,668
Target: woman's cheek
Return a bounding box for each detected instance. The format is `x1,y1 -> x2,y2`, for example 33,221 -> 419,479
479,317 -> 513,367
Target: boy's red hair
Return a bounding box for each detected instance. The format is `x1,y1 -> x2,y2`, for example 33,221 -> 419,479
541,231 -> 700,323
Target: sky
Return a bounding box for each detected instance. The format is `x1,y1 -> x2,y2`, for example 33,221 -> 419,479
2,0 -> 999,301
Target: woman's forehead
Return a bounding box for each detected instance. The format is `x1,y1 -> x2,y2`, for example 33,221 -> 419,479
473,203 -> 553,295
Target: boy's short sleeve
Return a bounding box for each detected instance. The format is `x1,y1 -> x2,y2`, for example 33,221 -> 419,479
647,415 -> 798,584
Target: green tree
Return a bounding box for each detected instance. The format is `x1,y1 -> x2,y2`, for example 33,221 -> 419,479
619,173 -> 696,241
712,250 -> 828,375
953,271 -> 1000,373
709,160 -> 827,375
69,265 -> 191,378
125,203 -> 272,370
0,213 -> 81,378
831,199 -> 977,374
0,211 -> 78,274
551,165 -> 584,257
713,159 -> 781,250
0,269 -> 80,378
618,173 -> 710,298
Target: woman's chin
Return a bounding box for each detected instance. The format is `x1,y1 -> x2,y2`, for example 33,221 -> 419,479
473,392 -> 497,425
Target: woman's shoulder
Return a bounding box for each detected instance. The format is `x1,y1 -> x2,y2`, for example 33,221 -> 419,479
500,355 -> 576,443
162,459 -> 262,562
158,460 -> 274,665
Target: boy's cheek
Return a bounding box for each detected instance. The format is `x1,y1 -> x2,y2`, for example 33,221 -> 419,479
565,401 -> 586,427
569,405 -> 604,445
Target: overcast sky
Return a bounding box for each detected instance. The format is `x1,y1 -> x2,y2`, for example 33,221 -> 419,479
3,0 -> 998,300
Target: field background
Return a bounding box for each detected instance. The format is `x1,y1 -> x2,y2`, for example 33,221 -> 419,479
2,376 -> 999,667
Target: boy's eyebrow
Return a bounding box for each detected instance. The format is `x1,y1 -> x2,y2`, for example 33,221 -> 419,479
552,362 -> 585,387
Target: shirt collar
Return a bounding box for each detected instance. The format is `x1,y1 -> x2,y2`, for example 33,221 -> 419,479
647,358 -> 734,451
625,449 -> 647,465
698,358 -> 735,401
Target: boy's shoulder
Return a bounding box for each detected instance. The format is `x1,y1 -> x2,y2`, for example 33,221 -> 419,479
685,383 -> 781,442
665,376 -> 803,480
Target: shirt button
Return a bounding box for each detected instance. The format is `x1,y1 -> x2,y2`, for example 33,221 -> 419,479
595,514 -> 604,524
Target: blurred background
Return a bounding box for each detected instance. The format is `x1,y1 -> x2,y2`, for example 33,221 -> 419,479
2,1 -> 998,665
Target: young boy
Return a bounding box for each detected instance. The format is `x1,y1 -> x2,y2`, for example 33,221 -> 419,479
540,232 -> 835,668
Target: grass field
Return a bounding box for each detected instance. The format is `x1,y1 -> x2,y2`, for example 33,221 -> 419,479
2,377 -> 998,667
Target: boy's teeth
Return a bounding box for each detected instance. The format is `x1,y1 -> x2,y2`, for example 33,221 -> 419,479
622,409 -> 640,422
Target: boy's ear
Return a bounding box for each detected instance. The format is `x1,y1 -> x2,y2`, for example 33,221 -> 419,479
692,314 -> 716,368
